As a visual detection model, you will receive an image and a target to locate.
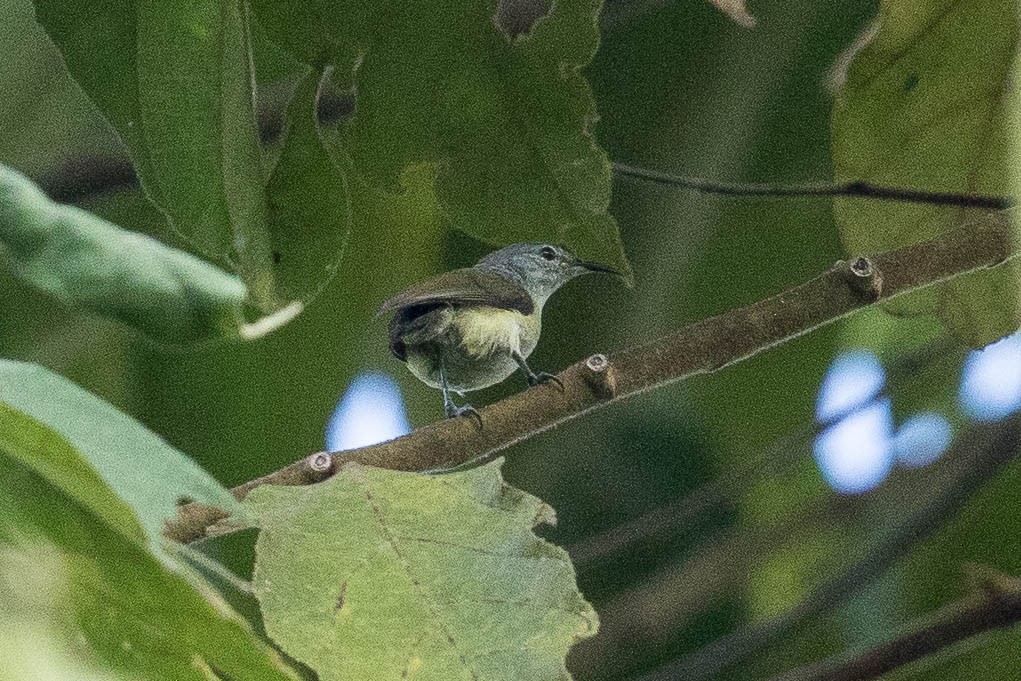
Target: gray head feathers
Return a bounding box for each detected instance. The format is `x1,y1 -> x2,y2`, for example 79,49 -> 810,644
475,243 -> 618,307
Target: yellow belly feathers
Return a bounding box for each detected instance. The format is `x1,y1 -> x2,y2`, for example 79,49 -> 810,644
455,306 -> 538,358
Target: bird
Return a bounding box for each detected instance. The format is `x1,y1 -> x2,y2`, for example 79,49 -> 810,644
379,243 -> 620,419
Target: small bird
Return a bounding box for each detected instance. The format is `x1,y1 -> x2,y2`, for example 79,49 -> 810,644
380,243 -> 620,419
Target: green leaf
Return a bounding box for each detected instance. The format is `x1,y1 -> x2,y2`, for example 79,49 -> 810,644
251,0 -> 632,279
0,544 -> 130,681
30,0 -> 277,306
0,360 -> 241,547
247,460 -> 598,680
831,0 -> 1020,347
266,67 -> 351,302
0,365 -> 294,677
0,164 -> 248,344
0,402 -> 143,543
0,456 -> 298,681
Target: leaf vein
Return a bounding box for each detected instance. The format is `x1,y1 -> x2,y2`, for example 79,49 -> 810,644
354,472 -> 481,681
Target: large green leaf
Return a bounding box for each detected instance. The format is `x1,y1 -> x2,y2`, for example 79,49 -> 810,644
0,361 -> 241,547
0,402 -> 143,543
0,543 -> 129,681
30,0 -> 278,306
0,164 -> 249,344
251,0 -> 631,278
248,460 -> 598,680
0,366 -> 295,677
0,456 -> 297,681
831,0 -> 1020,346
265,67 -> 351,302
31,1 -> 353,313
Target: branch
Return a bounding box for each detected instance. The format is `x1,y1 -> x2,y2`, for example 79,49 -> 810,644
38,95 -> 1010,213
633,411 -> 1021,681
764,569 -> 1021,681
163,212 -> 1018,543
612,162 -> 1012,210
40,154 -> 1012,213
567,338 -> 959,569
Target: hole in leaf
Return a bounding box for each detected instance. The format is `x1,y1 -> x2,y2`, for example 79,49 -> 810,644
335,582 -> 347,612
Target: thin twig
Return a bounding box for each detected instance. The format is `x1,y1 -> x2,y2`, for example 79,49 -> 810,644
569,498 -> 833,676
37,95 -> 1009,213
164,212 -> 1018,544
612,162 -> 1012,210
567,337 -> 960,568
633,412 -> 1021,681
572,409 -> 1019,677
763,570 -> 1021,681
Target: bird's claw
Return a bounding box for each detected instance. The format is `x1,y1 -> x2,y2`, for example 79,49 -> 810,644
446,403 -> 482,425
528,371 -> 564,390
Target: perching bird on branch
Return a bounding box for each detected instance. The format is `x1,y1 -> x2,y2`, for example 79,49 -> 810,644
380,243 -> 620,419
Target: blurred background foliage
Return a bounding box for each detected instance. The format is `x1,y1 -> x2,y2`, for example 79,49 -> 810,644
2,0 -> 1020,678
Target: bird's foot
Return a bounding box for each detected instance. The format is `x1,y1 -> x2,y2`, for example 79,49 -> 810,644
527,371 -> 564,390
445,402 -> 482,425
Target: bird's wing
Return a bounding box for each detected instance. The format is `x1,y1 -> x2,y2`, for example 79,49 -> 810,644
378,268 -> 534,316
388,307 -> 446,361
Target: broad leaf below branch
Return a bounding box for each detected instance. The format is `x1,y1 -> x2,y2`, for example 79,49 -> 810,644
247,459 -> 598,680
0,459 -> 297,681
0,361 -> 241,549
831,0 -> 1020,347
0,366 -> 297,680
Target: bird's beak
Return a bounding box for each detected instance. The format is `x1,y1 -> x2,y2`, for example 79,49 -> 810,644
576,259 -> 621,276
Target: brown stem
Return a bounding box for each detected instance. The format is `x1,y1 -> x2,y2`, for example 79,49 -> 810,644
566,337 -> 959,569
36,99 -> 1011,213
633,412 -> 1021,681
763,571 -> 1021,681
163,212 -> 1018,544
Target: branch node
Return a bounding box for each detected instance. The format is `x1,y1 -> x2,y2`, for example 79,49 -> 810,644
159,217 -> 1017,545
583,353 -> 617,399
308,452 -> 333,474
842,256 -> 884,301
965,562 -> 1021,602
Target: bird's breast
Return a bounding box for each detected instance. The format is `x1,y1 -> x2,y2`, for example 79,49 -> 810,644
453,307 -> 539,358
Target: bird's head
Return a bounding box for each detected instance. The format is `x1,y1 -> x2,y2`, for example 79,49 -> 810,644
476,243 -> 620,306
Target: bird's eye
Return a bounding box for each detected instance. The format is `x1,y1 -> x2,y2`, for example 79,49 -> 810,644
540,246 -> 557,261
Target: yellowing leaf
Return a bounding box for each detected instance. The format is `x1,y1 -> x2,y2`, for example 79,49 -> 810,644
831,0 -> 1020,346
0,367 -> 297,680
248,460 -> 598,680
0,460 -> 297,681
